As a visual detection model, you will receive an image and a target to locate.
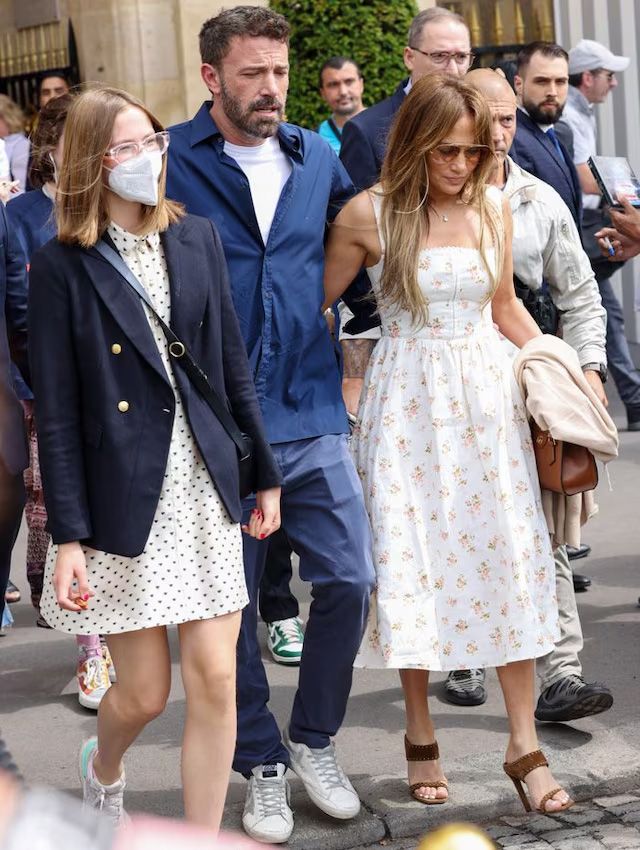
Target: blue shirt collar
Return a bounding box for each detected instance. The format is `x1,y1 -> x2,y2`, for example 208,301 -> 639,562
188,101 -> 304,161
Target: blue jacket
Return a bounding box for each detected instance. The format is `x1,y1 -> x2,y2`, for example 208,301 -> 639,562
166,103 -> 355,445
510,108 -> 582,229
0,204 -> 29,475
6,188 -> 55,400
340,81 -> 406,192
28,214 -> 281,556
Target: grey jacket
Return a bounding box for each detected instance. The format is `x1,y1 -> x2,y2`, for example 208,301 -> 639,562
504,156 -> 606,368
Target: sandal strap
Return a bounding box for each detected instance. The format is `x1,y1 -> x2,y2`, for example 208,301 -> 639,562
405,735 -> 440,762
410,780 -> 448,792
537,787 -> 568,813
503,749 -> 548,780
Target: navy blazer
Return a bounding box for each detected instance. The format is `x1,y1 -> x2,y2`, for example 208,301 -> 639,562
0,204 -> 29,475
28,214 -> 281,557
510,108 -> 582,228
340,81 -> 406,191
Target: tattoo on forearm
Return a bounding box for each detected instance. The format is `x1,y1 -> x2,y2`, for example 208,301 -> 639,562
341,339 -> 376,378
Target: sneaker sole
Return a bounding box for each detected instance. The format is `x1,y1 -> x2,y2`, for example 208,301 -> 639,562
78,737 -> 98,787
242,821 -> 293,845
535,691 -> 613,722
268,648 -> 302,666
78,690 -> 105,711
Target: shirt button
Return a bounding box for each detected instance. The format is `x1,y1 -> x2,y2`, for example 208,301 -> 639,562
111,343 -> 122,355
162,407 -> 171,414
117,400 -> 130,413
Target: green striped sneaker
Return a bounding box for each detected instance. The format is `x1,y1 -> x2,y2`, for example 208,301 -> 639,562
266,616 -> 304,666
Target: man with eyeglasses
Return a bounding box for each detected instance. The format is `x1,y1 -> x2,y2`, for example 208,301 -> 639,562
557,40 -> 640,434
340,6 -> 472,193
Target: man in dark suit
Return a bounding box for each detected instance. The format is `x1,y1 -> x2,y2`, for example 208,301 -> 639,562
340,6 -> 472,193
510,41 -> 582,228
0,205 -> 28,631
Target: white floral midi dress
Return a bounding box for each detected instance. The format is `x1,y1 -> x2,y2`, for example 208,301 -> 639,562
353,189 -> 559,671
40,223 -> 248,635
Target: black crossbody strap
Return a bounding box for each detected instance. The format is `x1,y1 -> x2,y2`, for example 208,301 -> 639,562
94,239 -> 250,459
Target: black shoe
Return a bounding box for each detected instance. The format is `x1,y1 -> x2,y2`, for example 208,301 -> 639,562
535,675 -> 613,722
443,669 -> 486,706
572,573 -> 592,592
567,544 -> 591,561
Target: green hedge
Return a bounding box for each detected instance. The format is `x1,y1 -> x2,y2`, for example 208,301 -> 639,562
270,0 -> 418,130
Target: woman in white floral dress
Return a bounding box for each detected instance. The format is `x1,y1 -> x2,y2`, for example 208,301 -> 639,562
324,75 -> 574,815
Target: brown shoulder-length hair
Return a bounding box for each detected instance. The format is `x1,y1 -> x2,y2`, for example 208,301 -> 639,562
28,93 -> 74,189
378,74 -> 502,327
56,85 -> 183,247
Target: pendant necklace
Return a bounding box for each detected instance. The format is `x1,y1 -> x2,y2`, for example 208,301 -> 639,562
428,202 -> 450,223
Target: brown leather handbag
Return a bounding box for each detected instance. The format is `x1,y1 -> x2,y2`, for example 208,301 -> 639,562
531,422 -> 598,496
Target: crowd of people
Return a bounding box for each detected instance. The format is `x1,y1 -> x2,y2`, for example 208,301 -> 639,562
0,3 -> 635,847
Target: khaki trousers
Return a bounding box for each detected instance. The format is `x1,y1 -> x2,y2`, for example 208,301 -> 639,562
536,544 -> 583,690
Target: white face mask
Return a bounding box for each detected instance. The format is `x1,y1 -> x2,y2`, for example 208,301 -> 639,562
107,150 -> 163,206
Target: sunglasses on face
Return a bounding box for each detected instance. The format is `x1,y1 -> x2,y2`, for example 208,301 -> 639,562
430,144 -> 491,163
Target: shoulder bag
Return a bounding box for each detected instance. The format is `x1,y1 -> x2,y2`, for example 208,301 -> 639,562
94,239 -> 256,498
531,422 -> 598,496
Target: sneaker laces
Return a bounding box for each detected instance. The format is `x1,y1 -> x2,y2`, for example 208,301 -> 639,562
449,668 -> 484,684
546,675 -> 593,699
274,618 -> 303,642
311,745 -> 348,790
255,775 -> 289,818
80,656 -> 109,691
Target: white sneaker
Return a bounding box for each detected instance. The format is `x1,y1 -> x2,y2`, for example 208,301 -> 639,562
78,737 -> 128,826
283,729 -> 360,820
77,654 -> 111,710
242,763 -> 293,844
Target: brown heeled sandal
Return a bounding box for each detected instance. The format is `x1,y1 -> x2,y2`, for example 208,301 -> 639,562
405,735 -> 448,805
503,749 -> 574,814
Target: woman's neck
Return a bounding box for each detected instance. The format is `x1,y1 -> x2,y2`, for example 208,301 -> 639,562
106,191 -> 145,234
427,189 -> 463,209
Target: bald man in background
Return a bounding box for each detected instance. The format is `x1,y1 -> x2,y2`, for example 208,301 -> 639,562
464,69 -> 613,723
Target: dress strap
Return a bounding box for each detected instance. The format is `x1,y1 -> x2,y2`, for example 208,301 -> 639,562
367,187 -> 385,250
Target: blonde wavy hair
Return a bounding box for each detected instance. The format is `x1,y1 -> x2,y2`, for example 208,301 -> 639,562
378,74 -> 503,326
56,85 -> 183,247
0,95 -> 25,135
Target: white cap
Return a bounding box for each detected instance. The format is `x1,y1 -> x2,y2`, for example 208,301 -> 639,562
569,39 -> 629,74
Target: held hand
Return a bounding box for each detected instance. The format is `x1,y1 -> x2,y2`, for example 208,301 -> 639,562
583,370 -> 608,408
610,194 -> 640,241
342,377 -> 364,417
53,542 -> 94,611
594,227 -> 639,261
241,487 -> 281,540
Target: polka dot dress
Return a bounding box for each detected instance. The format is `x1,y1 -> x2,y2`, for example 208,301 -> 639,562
40,223 -> 248,635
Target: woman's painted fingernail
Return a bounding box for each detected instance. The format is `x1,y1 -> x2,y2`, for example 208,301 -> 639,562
260,533 -> 266,539
82,594 -> 90,601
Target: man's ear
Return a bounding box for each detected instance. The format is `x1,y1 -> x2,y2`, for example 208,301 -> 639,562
201,63 -> 221,97
403,45 -> 415,74
514,73 -> 523,98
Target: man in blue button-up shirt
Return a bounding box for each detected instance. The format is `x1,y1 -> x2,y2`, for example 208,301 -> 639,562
167,7 -> 374,843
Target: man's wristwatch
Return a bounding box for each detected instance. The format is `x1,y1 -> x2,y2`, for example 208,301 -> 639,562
582,362 -> 608,383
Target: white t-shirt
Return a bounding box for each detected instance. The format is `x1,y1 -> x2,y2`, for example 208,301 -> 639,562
224,136 -> 292,244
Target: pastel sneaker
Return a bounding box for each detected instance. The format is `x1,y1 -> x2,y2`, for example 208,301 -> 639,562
77,654 -> 111,710
78,737 -> 128,826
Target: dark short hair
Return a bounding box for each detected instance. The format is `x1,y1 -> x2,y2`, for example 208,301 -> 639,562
199,5 -> 290,68
568,72 -> 585,87
319,56 -> 362,88
516,41 -> 569,76
408,7 -> 468,47
29,93 -> 74,188
37,69 -> 71,92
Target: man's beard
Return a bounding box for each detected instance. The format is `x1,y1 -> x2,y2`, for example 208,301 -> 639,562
219,76 -> 284,139
522,94 -> 565,125
333,98 -> 359,118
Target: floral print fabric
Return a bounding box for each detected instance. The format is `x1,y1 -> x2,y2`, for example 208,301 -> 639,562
352,192 -> 559,671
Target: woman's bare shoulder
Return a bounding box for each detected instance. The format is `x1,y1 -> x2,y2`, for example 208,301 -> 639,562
334,188 -> 378,230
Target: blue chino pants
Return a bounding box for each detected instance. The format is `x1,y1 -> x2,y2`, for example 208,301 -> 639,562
233,434 -> 374,777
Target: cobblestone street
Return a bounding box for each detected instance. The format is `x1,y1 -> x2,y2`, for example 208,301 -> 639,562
352,792 -> 640,849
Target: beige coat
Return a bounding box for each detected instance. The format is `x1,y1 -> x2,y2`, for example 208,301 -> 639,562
513,334 -> 619,548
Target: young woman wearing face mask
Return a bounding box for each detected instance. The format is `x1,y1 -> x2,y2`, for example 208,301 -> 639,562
27,85 -> 282,832
7,94 -> 117,711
